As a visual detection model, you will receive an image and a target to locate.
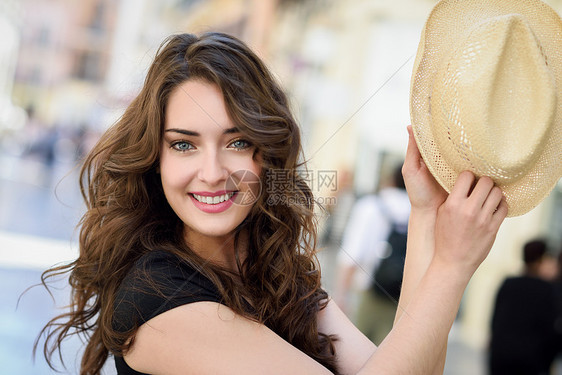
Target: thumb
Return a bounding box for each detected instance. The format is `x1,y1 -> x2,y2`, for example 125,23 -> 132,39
404,125 -> 422,171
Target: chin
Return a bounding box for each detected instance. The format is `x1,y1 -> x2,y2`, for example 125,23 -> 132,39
184,219 -> 244,240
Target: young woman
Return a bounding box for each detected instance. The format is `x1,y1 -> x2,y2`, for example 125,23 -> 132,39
37,32 -> 507,375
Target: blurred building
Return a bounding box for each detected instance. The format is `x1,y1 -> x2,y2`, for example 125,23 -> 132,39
13,0 -> 118,130
0,1 -> 26,133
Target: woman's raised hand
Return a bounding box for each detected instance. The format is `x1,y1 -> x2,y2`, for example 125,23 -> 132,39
433,171 -> 508,275
402,125 -> 447,213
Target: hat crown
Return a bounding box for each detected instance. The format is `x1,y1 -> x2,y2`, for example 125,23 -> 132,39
431,14 -> 556,183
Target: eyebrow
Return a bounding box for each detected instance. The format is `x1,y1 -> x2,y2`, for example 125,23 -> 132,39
164,127 -> 239,136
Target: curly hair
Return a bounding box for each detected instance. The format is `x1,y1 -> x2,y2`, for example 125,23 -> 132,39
36,32 -> 339,374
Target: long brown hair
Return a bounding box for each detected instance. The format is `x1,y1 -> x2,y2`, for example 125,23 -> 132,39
36,32 -> 339,374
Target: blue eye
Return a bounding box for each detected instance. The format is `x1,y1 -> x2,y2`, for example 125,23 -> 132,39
171,141 -> 194,152
229,139 -> 251,150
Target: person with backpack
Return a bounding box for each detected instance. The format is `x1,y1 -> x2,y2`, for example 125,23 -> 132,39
334,163 -> 410,345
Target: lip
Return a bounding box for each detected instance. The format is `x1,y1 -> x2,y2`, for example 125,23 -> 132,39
190,190 -> 233,197
189,191 -> 237,213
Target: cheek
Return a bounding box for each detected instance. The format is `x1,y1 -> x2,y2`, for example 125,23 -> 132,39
251,156 -> 264,187
244,159 -> 261,177
251,155 -> 262,175
221,152 -> 261,179
159,156 -> 192,194
238,152 -> 262,175
160,171 -> 179,195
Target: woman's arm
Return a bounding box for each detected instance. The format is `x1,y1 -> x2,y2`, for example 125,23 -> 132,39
326,126 -> 448,374
124,301 -> 334,375
325,126 -> 507,374
396,125 -> 448,373
359,170 -> 507,374
397,126 -> 447,320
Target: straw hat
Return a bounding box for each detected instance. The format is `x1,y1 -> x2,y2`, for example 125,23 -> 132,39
410,0 -> 562,216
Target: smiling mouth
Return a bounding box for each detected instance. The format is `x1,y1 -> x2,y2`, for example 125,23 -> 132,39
191,192 -> 236,205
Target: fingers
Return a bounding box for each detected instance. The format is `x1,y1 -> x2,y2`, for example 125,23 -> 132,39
449,171 -> 507,218
449,171 -> 476,198
404,125 -> 422,170
470,176 -> 494,209
492,197 -> 509,226
481,185 -> 503,214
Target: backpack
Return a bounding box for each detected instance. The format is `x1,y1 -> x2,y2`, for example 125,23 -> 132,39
370,207 -> 408,301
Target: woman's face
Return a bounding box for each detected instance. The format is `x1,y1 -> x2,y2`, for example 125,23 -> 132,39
160,80 -> 261,250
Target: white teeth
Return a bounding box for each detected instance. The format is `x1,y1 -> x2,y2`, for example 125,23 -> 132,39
192,192 -> 234,204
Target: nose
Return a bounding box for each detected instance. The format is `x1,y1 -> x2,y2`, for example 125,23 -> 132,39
197,149 -> 229,186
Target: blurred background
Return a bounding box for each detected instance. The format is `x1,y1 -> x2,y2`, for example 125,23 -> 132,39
1,0 -> 561,374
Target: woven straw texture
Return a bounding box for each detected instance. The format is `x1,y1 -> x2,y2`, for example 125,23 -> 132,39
410,0 -> 562,216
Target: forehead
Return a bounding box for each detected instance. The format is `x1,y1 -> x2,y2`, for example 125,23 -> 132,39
165,80 -> 232,131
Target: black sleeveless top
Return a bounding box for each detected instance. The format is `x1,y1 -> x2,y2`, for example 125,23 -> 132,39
112,250 -> 223,375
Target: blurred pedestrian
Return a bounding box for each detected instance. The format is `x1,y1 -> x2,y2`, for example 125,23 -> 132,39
489,239 -> 559,375
553,250 -> 562,371
334,163 -> 410,345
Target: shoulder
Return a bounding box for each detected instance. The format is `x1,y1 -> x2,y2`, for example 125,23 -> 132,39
503,275 -> 552,288
113,250 -> 222,332
497,276 -> 526,291
380,187 -> 410,203
124,301 -> 332,375
354,194 -> 379,207
498,276 -> 554,300
349,195 -> 380,218
379,188 -> 411,222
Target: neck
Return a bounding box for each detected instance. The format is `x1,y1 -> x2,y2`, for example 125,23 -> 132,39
524,263 -> 541,277
183,229 -> 248,272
